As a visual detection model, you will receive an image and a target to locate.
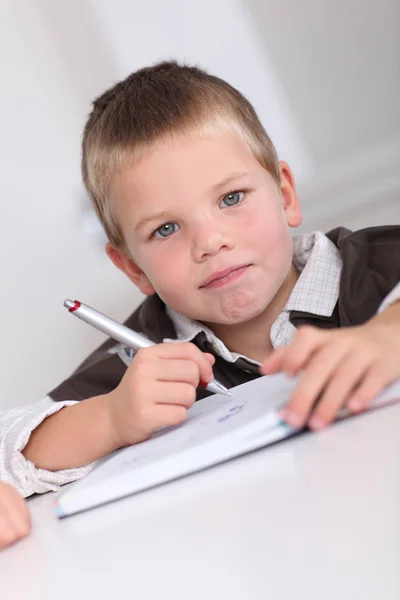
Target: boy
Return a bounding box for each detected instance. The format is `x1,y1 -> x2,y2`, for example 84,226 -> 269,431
1,61 -> 399,498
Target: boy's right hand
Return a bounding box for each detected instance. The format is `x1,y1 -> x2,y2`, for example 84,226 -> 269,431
106,342 -> 215,448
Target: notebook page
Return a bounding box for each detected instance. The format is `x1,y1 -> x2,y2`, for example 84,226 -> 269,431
57,375 -> 400,515
72,373 -> 298,484
69,374 -> 400,488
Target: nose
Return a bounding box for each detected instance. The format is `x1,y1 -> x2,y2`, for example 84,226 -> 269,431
191,220 -> 235,262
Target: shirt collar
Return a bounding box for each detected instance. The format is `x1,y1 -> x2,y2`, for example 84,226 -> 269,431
285,230 -> 342,316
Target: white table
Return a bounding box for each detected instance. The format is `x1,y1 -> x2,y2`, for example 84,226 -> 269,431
1,404 -> 399,600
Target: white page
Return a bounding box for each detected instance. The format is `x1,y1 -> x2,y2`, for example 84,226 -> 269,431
77,373 -> 297,481
56,374 -> 298,515
57,374 -> 400,516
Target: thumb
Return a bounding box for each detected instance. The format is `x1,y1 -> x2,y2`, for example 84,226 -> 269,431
204,352 -> 216,366
199,353 -> 216,388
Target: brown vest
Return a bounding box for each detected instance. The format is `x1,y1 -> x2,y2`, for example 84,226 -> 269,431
50,226 -> 400,402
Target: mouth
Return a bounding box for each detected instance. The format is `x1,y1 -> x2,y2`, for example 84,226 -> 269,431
200,265 -> 251,289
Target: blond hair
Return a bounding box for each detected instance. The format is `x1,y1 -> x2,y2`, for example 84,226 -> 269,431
82,61 -> 280,249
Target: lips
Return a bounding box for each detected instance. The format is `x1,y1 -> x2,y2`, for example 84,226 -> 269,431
200,265 -> 250,288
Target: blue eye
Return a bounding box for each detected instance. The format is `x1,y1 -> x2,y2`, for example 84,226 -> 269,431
220,191 -> 244,208
153,222 -> 179,238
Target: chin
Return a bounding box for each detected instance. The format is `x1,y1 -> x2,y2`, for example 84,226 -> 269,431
213,289 -> 270,324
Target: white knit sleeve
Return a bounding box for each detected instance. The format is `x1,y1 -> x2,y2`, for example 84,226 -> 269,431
0,396 -> 96,497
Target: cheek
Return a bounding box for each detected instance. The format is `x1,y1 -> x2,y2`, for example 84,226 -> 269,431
242,206 -> 291,256
136,245 -> 189,290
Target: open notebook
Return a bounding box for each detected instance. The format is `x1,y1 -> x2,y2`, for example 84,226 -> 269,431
55,373 -> 400,517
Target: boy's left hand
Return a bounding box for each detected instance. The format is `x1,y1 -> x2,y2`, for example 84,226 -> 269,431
0,483 -> 31,549
261,302 -> 400,430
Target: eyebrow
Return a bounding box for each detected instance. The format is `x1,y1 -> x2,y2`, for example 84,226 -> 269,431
135,210 -> 172,232
135,172 -> 250,231
211,172 -> 250,193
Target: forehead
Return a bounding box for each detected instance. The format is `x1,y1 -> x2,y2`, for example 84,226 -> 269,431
110,131 -> 263,209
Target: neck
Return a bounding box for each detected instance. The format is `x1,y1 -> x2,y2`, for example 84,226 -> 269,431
205,264 -> 299,363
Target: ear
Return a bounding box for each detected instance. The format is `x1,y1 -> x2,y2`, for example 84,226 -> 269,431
105,243 -> 156,296
278,161 -> 303,228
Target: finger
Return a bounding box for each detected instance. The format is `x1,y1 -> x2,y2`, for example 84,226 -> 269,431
0,489 -> 31,539
260,346 -> 288,375
196,353 -> 216,386
261,326 -> 326,376
5,484 -> 31,523
0,513 -> 18,549
283,342 -> 350,428
347,367 -> 389,413
156,381 -> 197,408
154,359 -> 202,387
12,494 -> 31,533
203,353 -> 216,366
307,355 -> 372,429
280,326 -> 327,376
141,343 -> 215,384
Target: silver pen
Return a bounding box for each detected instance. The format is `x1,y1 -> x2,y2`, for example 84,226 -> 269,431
64,299 -> 231,396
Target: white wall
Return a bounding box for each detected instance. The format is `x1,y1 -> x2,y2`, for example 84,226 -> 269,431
0,0 -> 398,410
246,0 -> 400,231
88,0 -> 313,181
0,1 -> 139,409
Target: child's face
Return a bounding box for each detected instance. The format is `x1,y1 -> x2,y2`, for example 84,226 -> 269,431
108,131 -> 302,326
